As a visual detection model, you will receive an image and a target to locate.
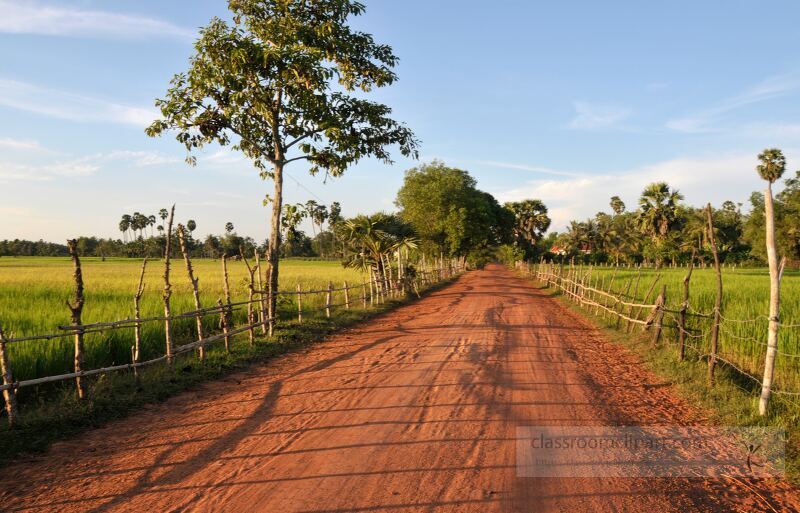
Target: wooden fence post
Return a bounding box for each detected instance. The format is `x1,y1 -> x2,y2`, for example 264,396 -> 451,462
133,258 -> 147,365
241,249 -> 256,346
651,285 -> 667,346
706,204 -> 723,385
218,298 -> 230,353
616,275 -> 633,329
625,268 -> 642,332
255,252 -> 268,335
0,327 -> 18,428
222,255 -> 232,352
679,251 -> 695,361
344,281 -> 350,309
162,205 -> 175,367
297,284 -> 303,323
326,281 -> 333,318
362,281 -> 367,309
66,239 -> 86,399
178,225 -> 205,362
636,274 -> 662,333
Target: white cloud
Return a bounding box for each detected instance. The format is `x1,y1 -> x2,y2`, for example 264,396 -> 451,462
667,72 -> 800,133
568,101 -> 631,130
0,78 -> 157,127
495,151 -> 797,233
0,137 -> 46,152
0,149 -> 179,181
0,1 -> 193,40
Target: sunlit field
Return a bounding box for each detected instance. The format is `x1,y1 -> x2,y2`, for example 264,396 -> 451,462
0,257 -> 366,381
540,264 -> 800,394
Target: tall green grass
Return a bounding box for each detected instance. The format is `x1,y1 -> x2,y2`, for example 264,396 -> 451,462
542,264 -> 800,394
0,257 -> 365,382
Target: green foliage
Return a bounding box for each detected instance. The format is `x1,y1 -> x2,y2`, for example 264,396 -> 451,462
145,0 -> 418,177
395,161 -> 511,257
757,148 -> 787,184
504,199 -> 551,258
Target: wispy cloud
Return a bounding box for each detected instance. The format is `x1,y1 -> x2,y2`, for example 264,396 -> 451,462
568,101 -> 631,130
0,78 -> 157,127
494,151 -> 790,232
478,160 -> 586,178
0,149 -> 180,181
667,72 -> 800,133
0,1 -> 193,40
0,137 -> 47,152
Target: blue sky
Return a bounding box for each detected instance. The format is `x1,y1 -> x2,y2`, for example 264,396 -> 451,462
2,0 -> 800,242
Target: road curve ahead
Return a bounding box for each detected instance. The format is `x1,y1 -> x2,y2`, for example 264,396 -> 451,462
2,264 -> 798,512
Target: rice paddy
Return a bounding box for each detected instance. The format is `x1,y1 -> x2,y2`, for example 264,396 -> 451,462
537,263 -> 800,394
0,257 -> 366,382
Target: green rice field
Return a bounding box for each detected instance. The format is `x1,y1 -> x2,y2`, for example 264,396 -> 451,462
0,257 -> 367,382
534,264 -> 800,395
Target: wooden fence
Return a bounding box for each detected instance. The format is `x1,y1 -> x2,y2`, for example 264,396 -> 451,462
517,260 -> 800,414
0,250 -> 462,427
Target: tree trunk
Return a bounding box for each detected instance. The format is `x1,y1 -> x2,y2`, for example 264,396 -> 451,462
66,239 -> 86,399
266,162 -> 284,336
760,183 -> 785,415
706,204 -> 723,385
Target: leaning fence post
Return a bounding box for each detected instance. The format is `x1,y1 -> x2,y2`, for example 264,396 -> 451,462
616,274 -> 633,329
706,204 -> 723,385
636,273 -> 662,333
679,252 -> 695,361
66,239 -> 86,399
326,281 -> 333,318
178,225 -> 205,362
0,327 -> 18,428
625,268 -> 642,332
344,281 -> 350,309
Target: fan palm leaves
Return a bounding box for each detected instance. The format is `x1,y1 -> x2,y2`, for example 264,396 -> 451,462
636,182 -> 684,242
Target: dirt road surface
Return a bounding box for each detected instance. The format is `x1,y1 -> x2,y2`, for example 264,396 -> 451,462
2,264 -> 798,512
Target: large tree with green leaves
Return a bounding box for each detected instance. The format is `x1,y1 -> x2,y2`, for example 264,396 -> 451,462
146,0 -> 418,332
395,161 -> 510,259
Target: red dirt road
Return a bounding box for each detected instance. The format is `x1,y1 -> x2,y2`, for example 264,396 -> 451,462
2,265 -> 798,512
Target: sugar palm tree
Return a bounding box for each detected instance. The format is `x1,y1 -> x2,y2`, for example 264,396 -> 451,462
504,199 -> 551,250
119,217 -> 130,243
148,215 -> 157,237
635,182 -> 684,266
610,196 -> 626,215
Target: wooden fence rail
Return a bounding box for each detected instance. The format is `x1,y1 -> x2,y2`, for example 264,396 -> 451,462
519,260 -> 800,415
0,260 -> 463,427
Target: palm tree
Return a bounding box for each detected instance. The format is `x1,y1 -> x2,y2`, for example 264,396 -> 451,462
148,215 -> 157,237
187,219 -> 197,234
225,222 -> 234,234
505,200 -> 551,252
121,214 -> 132,242
610,196 -> 626,215
635,182 -> 684,267
119,217 -> 130,243
757,148 -> 786,184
